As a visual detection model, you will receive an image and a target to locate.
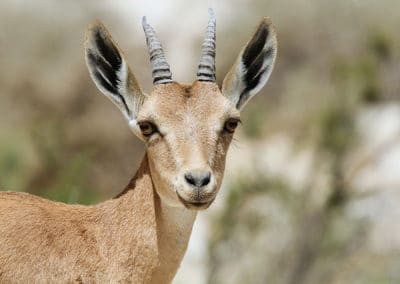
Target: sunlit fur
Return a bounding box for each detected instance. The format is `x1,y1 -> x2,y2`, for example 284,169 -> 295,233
0,17 -> 277,283
136,82 -> 239,209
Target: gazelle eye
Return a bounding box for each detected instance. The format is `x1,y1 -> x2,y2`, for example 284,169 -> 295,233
224,118 -> 240,133
138,121 -> 158,137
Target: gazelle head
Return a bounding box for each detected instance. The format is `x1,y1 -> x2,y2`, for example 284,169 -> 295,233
84,10 -> 277,210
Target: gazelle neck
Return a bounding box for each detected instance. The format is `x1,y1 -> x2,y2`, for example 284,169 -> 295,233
97,154 -> 197,283
152,185 -> 197,282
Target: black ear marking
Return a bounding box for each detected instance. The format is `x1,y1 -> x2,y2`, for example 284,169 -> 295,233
237,22 -> 275,109
246,65 -> 270,93
85,21 -> 147,121
87,51 -> 120,91
87,26 -> 132,116
242,22 -> 269,68
93,28 -> 122,71
245,50 -> 265,82
237,66 -> 270,108
90,64 -> 130,117
91,67 -> 118,95
245,46 -> 274,86
222,18 -> 277,111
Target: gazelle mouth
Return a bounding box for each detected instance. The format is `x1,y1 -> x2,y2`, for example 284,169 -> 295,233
176,193 -> 215,210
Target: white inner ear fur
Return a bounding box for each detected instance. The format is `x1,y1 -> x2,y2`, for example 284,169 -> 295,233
128,119 -> 145,141
85,21 -> 147,136
222,19 -> 277,111
223,62 -> 246,107
97,59 -> 133,121
116,60 -> 131,119
245,35 -> 277,100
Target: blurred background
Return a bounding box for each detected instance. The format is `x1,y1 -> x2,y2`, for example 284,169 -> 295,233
1,0 -> 400,283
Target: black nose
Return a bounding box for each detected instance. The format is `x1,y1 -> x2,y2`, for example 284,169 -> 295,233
184,170 -> 211,187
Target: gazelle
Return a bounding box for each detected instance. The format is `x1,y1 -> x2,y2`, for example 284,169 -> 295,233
0,10 -> 277,283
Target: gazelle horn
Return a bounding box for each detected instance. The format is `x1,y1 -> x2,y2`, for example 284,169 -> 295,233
142,17 -> 173,84
197,8 -> 216,82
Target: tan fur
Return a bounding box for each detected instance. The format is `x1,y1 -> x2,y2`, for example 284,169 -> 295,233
138,82 -> 239,209
0,82 -> 235,283
0,17 -> 277,283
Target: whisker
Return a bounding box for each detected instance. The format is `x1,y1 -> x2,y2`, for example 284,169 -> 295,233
231,136 -> 242,150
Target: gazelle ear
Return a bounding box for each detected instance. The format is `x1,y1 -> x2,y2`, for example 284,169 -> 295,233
222,18 -> 277,110
84,21 -> 146,123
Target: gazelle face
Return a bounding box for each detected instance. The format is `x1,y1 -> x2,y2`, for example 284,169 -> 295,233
85,11 -> 277,210
136,82 -> 240,209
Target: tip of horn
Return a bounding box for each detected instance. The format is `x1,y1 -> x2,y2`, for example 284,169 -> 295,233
208,8 -> 215,19
142,16 -> 147,27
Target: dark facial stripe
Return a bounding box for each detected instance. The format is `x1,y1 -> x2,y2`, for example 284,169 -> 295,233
242,22 -> 269,69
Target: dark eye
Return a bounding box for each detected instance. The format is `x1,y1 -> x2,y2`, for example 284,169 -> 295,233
224,118 -> 240,133
138,121 -> 158,137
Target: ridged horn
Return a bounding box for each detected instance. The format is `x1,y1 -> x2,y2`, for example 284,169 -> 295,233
142,17 -> 173,84
197,8 -> 216,82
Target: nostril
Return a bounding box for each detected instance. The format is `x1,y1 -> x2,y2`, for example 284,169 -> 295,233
201,172 -> 211,186
184,171 -> 211,187
184,173 -> 196,186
